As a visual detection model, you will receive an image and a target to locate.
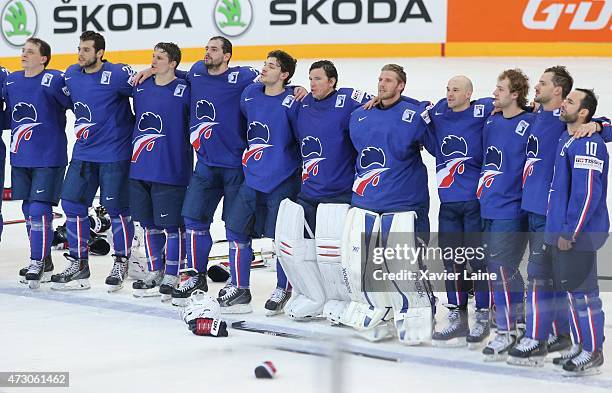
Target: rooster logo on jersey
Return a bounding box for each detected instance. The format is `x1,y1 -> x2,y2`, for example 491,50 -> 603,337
190,100 -> 218,150
242,121 -> 273,166
301,136 -> 326,183
352,147 -> 390,196
10,102 -> 41,154
477,146 -> 503,198
437,135 -> 472,189
74,102 -> 96,141
131,112 -> 166,163
522,135 -> 540,187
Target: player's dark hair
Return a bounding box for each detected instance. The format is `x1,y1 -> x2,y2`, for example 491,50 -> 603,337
209,36 -> 232,60
154,42 -> 181,68
80,31 -> 105,53
498,68 -> 530,108
309,60 -> 338,88
268,50 -> 297,86
381,64 -> 406,85
576,88 -> 598,123
545,65 -> 573,98
25,38 -> 51,67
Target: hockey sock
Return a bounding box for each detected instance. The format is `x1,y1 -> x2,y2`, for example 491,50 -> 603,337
551,290 -> 571,336
62,200 -> 90,260
107,207 -> 134,257
165,226 -> 185,276
443,260 -> 466,307
28,201 -> 53,261
569,290 -> 604,352
525,278 -> 554,340
491,263 -> 524,331
275,259 -> 291,291
226,228 -> 252,289
142,222 -> 165,272
184,218 -> 212,273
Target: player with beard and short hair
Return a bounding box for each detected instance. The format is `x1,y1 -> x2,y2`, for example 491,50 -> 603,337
53,30 -> 136,292
545,89 -> 607,376
3,38 -> 71,289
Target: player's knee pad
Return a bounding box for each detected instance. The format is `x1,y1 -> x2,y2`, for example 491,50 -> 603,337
314,203 -> 353,303
184,217 -> 210,232
61,200 -> 88,217
275,199 -> 325,320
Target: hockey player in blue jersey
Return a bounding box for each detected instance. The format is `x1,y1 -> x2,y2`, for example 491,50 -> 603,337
478,69 -> 535,360
219,50 -> 300,314
128,43 -> 191,301
0,65 -> 9,243
52,31 -> 136,291
427,76 -> 494,347
545,89 -> 607,376
3,38 -> 71,289
276,60 -> 375,320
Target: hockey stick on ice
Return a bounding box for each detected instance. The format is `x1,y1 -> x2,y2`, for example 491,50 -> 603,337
3,212 -> 64,225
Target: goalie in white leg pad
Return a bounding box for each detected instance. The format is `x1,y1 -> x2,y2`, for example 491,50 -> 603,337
276,199 -> 326,320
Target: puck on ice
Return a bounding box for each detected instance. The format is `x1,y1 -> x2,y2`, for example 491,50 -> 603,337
254,361 -> 277,379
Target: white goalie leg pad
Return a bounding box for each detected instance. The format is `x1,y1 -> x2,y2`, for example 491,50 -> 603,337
315,203 -> 352,302
326,207 -> 392,331
275,199 -> 326,320
380,211 -> 433,345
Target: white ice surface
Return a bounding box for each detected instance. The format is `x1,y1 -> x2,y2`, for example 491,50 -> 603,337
1,57 -> 612,393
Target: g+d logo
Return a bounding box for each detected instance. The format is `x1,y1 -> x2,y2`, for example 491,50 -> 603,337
1,0 -> 37,47
214,0 -> 253,37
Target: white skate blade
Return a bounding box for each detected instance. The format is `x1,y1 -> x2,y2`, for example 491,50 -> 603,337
507,355 -> 546,367
467,341 -> 486,350
21,272 -> 52,285
562,367 -> 602,377
483,353 -> 509,362
19,276 -> 27,284
265,308 -> 285,317
432,337 -> 467,348
51,279 -> 91,291
220,304 -> 253,314
171,297 -> 187,307
107,283 -> 124,293
160,294 -> 172,302
28,280 -> 41,290
133,288 -> 162,298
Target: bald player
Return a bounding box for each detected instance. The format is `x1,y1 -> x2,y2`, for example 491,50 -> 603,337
423,75 -> 495,348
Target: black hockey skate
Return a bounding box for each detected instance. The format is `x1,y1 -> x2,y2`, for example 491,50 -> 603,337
159,274 -> 179,302
20,255 -> 53,285
105,255 -> 129,292
482,330 -> 517,361
562,350 -> 603,377
547,333 -> 572,355
264,288 -> 291,316
466,308 -> 491,349
132,270 -> 164,298
51,254 -> 90,290
171,270 -> 208,306
507,337 -> 548,367
432,307 -> 468,347
218,286 -> 252,314
552,344 -> 582,367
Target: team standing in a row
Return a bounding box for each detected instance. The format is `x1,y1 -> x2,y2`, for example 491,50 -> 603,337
0,32 -> 609,376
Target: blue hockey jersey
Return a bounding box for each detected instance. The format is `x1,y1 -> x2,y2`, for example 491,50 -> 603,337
545,132 -> 609,251
186,62 -> 259,169
350,100 -> 429,212
478,111 -> 535,219
240,83 -> 300,193
129,77 -> 191,186
2,69 -> 71,167
0,67 -> 9,161
425,97 -> 494,203
65,61 -> 135,162
297,88 -> 371,199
